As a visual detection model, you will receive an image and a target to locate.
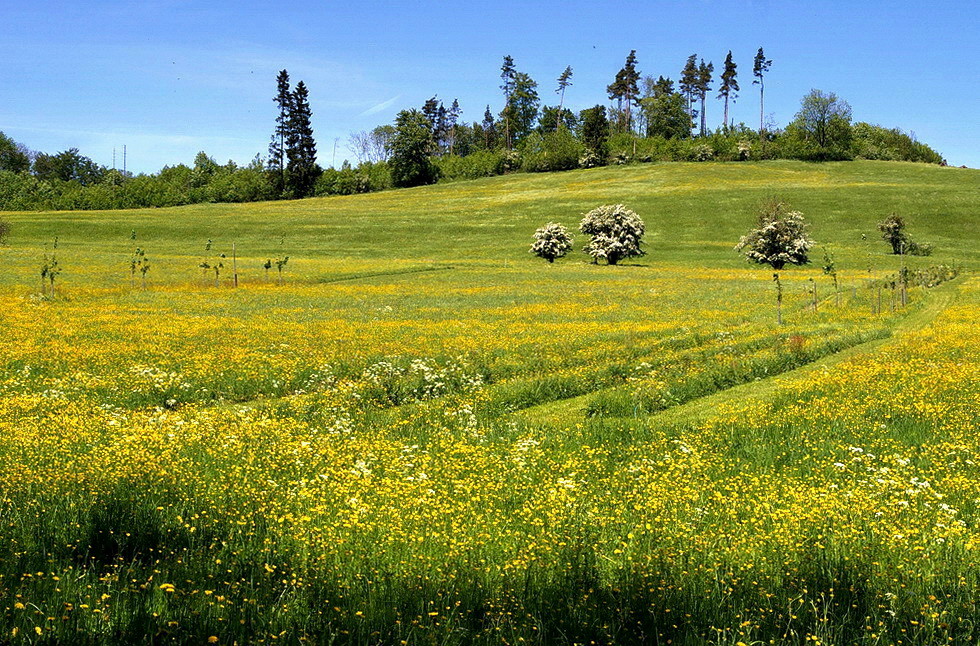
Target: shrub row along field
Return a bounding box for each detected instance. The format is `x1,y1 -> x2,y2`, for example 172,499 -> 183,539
0,161 -> 977,644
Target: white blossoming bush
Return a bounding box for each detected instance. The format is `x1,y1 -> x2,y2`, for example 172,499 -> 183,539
529,222 -> 574,263
734,199 -> 814,269
579,204 -> 645,265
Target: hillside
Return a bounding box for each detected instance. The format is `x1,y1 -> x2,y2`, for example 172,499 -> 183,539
3,161 -> 978,278
1,160 -> 978,645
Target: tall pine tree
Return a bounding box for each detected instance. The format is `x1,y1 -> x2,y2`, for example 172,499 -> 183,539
555,66 -> 573,131
447,99 -> 461,155
285,81 -> 318,198
506,72 -> 539,146
499,56 -> 517,149
607,51 -> 640,132
679,54 -> 699,136
753,47 -> 773,136
697,59 -> 714,137
718,51 -> 739,130
268,69 -> 293,196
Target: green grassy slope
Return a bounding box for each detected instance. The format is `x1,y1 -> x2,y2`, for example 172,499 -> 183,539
1,160 -> 978,645
3,161 -> 977,286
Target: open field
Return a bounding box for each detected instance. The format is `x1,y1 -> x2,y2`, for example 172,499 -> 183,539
1,161 -> 978,644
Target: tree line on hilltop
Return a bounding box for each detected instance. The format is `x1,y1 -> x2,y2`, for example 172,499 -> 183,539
0,48 -> 946,211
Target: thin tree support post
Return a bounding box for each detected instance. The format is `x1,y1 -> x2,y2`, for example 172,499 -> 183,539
233,243 -> 238,288
774,272 -> 783,325
900,241 -> 908,307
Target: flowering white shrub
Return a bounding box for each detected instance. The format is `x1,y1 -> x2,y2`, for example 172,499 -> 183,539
578,151 -> 602,168
529,222 -> 574,263
734,200 -> 814,269
579,204 -> 645,265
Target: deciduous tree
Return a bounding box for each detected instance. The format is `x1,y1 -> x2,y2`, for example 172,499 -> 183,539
735,198 -> 813,270
580,204 -> 645,265
530,222 -> 574,262
390,109 -> 438,188
790,89 -> 852,157
506,72 -> 540,146
0,132 -> 31,174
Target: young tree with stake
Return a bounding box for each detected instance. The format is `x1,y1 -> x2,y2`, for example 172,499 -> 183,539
735,199 -> 814,324
822,248 -> 840,307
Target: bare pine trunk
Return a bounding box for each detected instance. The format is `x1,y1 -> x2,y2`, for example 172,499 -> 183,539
759,82 -> 765,136
557,90 -> 565,132
700,96 -> 706,137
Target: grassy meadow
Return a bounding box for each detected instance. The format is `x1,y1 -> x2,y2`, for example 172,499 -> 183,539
1,160 -> 978,644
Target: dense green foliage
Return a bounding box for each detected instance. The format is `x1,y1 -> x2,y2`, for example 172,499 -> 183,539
390,109 -> 440,188
0,155 -> 274,211
0,44 -> 951,212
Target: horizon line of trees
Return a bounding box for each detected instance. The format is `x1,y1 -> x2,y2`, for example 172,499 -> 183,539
0,49 -> 949,211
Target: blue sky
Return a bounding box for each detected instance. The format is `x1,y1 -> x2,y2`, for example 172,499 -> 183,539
2,1 -> 978,172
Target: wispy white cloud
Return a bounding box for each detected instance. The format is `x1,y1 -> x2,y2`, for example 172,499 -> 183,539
359,96 -> 401,117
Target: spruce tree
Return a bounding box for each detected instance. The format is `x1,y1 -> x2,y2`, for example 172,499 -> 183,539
650,76 -> 674,97
718,51 -> 739,130
285,81 -> 318,198
580,105 -> 610,161
753,47 -> 773,136
481,105 -> 498,149
422,96 -> 441,132
268,69 -> 292,196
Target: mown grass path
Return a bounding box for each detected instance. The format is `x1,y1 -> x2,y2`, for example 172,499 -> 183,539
518,276 -> 964,427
